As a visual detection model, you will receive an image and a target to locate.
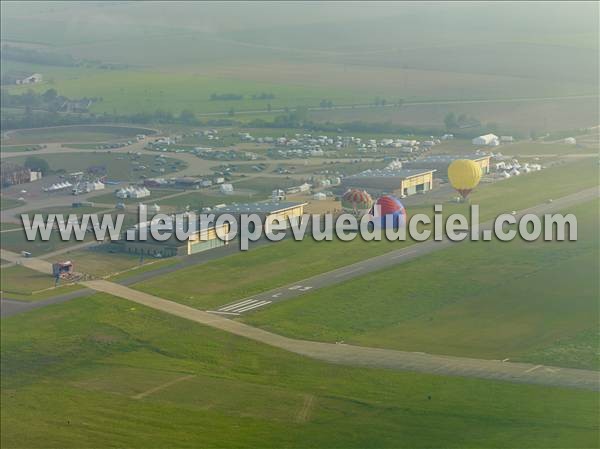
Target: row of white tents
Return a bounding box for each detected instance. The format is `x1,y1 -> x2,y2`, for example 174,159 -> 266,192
43,181 -> 73,192
115,186 -> 151,199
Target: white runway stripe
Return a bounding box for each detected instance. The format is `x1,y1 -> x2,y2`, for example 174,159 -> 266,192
219,298 -> 257,311
234,300 -> 272,313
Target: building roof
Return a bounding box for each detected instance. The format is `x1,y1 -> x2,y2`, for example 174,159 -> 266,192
346,168 -> 435,180
214,201 -> 307,214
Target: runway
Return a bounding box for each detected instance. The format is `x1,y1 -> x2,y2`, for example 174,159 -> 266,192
2,187 -> 599,391
81,279 -> 600,391
212,186 -> 598,315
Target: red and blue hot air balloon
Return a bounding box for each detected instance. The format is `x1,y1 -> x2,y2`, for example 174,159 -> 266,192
369,195 -> 407,228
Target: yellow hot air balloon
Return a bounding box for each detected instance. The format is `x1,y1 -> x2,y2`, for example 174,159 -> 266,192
448,159 -> 482,199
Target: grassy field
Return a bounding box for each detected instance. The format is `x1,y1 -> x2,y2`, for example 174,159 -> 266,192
2,125 -> 156,145
499,141 -> 599,156
156,190 -> 258,211
0,264 -> 81,299
0,197 -> 25,211
8,152 -> 184,181
244,200 -> 599,370
234,176 -> 305,195
1,293 -> 598,448
89,188 -> 176,205
308,96 -> 599,136
132,159 -> 599,311
42,248 -> 163,279
0,227 -> 96,256
0,144 -> 42,153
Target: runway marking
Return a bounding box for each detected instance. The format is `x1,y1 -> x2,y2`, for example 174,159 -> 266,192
289,285 -> 302,290
132,374 -> 195,400
334,268 -> 361,278
525,365 -> 543,373
299,286 -> 312,291
391,250 -> 417,260
272,293 -> 282,298
207,310 -> 240,316
219,298 -> 257,312
234,300 -> 271,313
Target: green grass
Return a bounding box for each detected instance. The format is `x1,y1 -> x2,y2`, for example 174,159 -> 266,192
42,248 -> 164,279
0,144 -> 42,153
132,159 -> 599,311
500,141 -> 599,155
3,125 -> 155,145
89,188 -> 176,205
0,265 -> 81,299
1,293 -> 598,448
0,228 -> 94,256
8,152 -> 184,182
0,197 -> 25,211
157,190 -> 258,210
244,200 -> 599,370
234,176 -> 303,195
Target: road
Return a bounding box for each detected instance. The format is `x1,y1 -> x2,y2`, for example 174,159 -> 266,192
213,186 -> 599,315
80,279 -> 600,391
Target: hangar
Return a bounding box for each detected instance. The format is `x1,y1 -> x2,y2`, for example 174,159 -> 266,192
213,201 -> 307,232
340,169 -> 435,197
405,154 -> 491,176
117,218 -> 230,257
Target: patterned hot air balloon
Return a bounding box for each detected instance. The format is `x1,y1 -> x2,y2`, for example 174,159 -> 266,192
448,159 -> 482,199
341,189 -> 373,216
368,195 -> 407,228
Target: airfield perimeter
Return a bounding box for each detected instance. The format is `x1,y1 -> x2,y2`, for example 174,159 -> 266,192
2,186 -> 598,391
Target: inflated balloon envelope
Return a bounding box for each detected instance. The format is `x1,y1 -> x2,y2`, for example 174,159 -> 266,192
448,159 -> 482,200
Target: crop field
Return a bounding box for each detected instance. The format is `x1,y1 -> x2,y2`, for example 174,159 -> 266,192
244,200 -> 599,370
2,125 -> 156,145
2,2 -> 597,134
308,96 -> 600,136
1,293 -> 598,448
132,159 -> 598,312
8,152 -> 184,181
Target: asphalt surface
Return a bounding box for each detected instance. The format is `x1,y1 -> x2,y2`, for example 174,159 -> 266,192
80,280 -> 600,391
213,186 -> 599,315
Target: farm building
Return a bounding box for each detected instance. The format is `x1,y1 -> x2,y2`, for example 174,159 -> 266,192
213,201 -> 306,233
472,134 -> 499,146
117,217 -> 230,257
340,169 -> 435,197
405,154 -> 491,177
